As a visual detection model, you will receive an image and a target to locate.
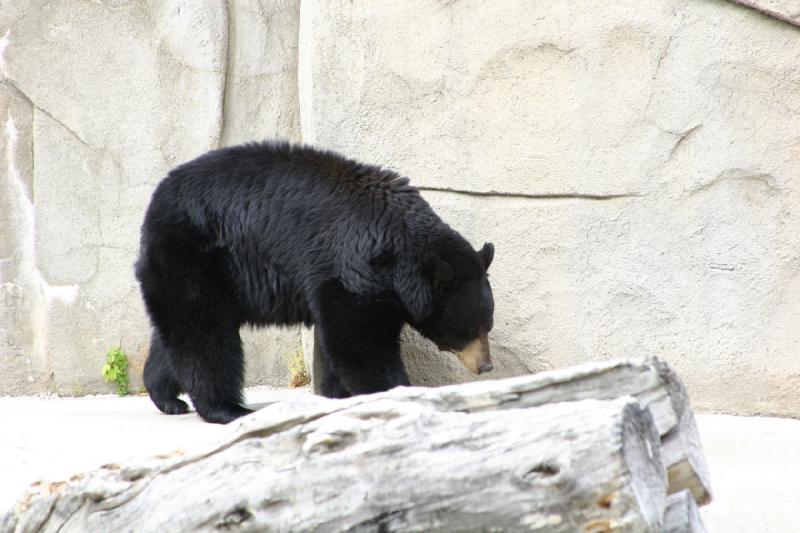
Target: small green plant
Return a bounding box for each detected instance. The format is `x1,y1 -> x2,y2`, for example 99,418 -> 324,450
288,347 -> 309,388
102,345 -> 130,396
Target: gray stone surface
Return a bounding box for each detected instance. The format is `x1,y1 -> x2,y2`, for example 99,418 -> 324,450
221,0 -> 301,146
301,0 -> 800,417
404,187 -> 800,417
0,82 -> 49,395
2,0 -> 799,418
0,1 -> 301,395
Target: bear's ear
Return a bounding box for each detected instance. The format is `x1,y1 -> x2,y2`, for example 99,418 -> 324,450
480,242 -> 494,271
423,252 -> 455,286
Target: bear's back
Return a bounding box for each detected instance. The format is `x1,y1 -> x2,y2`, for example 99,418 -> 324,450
141,142 -> 446,325
159,141 -> 421,238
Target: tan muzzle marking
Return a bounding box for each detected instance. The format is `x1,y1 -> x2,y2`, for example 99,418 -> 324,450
455,334 -> 493,375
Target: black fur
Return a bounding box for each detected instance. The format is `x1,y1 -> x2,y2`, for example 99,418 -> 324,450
135,141 -> 494,424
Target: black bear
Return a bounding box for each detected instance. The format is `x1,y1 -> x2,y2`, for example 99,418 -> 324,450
135,141 -> 495,424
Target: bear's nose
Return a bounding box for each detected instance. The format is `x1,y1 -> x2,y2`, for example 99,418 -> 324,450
478,362 -> 493,374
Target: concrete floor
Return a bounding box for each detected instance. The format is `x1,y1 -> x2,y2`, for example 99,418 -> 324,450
694,413 -> 800,532
1,389 -> 798,532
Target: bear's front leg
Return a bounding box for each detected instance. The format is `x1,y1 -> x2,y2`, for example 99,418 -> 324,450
313,282 -> 410,397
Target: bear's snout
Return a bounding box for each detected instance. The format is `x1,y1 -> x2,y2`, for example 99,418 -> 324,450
454,334 -> 492,375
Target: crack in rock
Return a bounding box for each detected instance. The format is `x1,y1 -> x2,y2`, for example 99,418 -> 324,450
709,263 -> 736,272
218,0 -> 231,147
1,79 -> 91,148
417,186 -> 643,201
532,42 -> 577,55
689,168 -> 780,196
652,35 -> 676,82
668,124 -> 702,160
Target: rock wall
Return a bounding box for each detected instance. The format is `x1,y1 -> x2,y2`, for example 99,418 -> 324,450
0,1 -> 302,395
2,0 -> 798,416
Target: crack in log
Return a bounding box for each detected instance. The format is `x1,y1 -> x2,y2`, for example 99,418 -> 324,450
24,499 -> 57,533
214,410 -> 348,453
73,406 -> 359,518
53,500 -> 81,533
354,508 -> 410,530
154,407 -> 354,480
726,0 -> 800,28
417,185 -> 643,201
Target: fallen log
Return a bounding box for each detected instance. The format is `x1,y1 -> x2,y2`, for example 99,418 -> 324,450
302,355 -> 710,505
383,357 -> 711,505
4,395 -> 666,533
3,358 -> 713,532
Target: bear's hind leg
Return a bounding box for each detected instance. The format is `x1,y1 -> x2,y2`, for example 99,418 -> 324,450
144,330 -> 189,415
172,322 -> 253,425
143,243 -> 252,424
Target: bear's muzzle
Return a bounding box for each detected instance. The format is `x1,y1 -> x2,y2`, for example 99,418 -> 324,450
455,334 -> 493,375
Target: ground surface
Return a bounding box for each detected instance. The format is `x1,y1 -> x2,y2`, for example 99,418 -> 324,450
1,388 -> 797,532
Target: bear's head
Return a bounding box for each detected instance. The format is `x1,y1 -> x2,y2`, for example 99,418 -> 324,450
414,241 -> 495,375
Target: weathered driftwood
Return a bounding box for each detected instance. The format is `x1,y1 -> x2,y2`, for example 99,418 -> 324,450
3,395 -> 666,533
3,358 -> 711,532
304,346 -> 709,505
381,356 -> 711,505
303,347 -> 709,505
662,490 -> 707,533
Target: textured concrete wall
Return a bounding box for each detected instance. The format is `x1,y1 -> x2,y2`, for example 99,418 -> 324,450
1,1 -> 798,416
299,0 -> 800,417
0,1 -> 302,395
